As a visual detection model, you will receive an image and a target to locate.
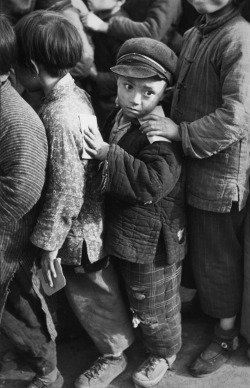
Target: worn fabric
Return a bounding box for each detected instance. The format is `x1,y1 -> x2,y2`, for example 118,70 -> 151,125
241,196 -> 250,343
64,262 -> 134,354
113,242 -> 182,358
101,108 -> 186,265
171,6 -> 250,213
1,265 -> 57,376
108,0 -> 183,55
188,204 -> 246,318
0,79 -> 48,323
30,73 -> 104,265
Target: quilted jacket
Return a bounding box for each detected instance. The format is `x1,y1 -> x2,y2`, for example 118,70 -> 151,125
102,108 -> 186,264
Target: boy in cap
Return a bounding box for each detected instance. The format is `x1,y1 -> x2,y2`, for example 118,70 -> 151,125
84,37 -> 186,387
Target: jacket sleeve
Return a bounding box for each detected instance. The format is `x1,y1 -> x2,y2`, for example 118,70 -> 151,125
102,142 -> 181,204
108,0 -> 182,41
0,119 -> 47,224
180,30 -> 250,159
30,113 -> 84,251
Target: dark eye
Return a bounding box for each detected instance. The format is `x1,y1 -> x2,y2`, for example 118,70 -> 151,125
124,84 -> 132,90
144,90 -> 153,97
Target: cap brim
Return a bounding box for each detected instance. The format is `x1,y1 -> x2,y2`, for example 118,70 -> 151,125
110,64 -> 163,79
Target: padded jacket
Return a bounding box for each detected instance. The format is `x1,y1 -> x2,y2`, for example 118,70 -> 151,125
102,109 -> 186,265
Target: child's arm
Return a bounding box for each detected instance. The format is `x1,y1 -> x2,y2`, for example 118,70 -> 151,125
102,142 -> 182,204
84,124 -> 181,204
141,29 -> 250,158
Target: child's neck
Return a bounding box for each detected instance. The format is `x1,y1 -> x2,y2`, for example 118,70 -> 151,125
206,2 -> 234,22
40,72 -> 66,96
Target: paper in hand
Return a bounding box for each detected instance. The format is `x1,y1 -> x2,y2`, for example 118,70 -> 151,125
79,114 -> 98,159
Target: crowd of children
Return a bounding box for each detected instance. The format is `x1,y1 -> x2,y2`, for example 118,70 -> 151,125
0,1 -> 250,388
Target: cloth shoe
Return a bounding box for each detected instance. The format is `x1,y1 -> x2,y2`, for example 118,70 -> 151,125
74,353 -> 127,388
189,325 -> 239,378
132,354 -> 176,387
27,368 -> 64,388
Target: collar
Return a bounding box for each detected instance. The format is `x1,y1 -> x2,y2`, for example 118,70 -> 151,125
195,6 -> 240,35
44,73 -> 74,103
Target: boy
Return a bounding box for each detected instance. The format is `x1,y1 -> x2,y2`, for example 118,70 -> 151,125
140,0 -> 250,378
84,37 -> 186,387
0,15 -> 63,388
15,10 -> 134,388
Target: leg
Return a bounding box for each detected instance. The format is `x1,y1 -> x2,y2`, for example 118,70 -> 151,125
115,249 -> 182,387
241,198 -> 250,353
188,204 -> 246,377
1,265 -> 62,387
64,262 -> 134,388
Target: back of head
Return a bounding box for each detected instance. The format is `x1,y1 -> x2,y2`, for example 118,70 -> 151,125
0,14 -> 17,75
111,37 -> 178,87
15,10 -> 83,77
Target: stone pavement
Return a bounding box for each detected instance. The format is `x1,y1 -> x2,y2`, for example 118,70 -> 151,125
0,288 -> 249,388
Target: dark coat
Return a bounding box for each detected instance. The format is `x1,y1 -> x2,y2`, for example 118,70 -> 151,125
102,109 -> 186,265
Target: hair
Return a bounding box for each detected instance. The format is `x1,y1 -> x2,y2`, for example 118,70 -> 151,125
0,15 -> 17,75
15,10 -> 83,77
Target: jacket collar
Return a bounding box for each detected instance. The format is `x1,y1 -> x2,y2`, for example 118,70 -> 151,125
195,6 -> 240,35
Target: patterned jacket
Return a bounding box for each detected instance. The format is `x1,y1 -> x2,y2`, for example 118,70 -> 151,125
171,6 -> 250,212
30,74 -> 104,265
0,80 -> 48,321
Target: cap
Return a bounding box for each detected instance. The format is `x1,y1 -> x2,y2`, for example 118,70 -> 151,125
111,37 -> 178,86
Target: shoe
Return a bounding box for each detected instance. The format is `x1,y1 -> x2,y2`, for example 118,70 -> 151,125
132,354 -> 175,388
27,369 -> 64,388
75,354 -> 127,388
189,325 -> 239,378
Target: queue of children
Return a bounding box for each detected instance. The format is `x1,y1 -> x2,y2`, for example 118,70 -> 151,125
1,0 -> 250,388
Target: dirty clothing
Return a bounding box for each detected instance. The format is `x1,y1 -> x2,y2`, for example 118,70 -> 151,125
64,261 -> 134,355
0,79 -> 56,373
188,203 -> 246,319
113,240 -> 182,358
170,5 -> 250,320
30,73 -> 134,355
241,196 -> 250,344
101,107 -> 185,357
1,265 -> 57,376
30,73 -> 104,265
171,7 -> 250,213
102,108 -> 186,265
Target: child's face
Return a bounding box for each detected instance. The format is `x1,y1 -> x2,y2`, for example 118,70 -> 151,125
117,75 -> 167,120
87,0 -> 118,13
187,0 -> 233,14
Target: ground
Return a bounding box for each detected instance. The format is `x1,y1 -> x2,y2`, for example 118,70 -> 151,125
0,288 -> 249,388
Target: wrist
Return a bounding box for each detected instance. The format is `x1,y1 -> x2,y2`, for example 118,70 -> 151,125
99,20 -> 108,33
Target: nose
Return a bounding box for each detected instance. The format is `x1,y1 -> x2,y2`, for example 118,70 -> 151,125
130,91 -> 141,106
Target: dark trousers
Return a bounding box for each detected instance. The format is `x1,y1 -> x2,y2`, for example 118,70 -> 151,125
113,252 -> 182,359
188,203 -> 246,319
1,265 -> 57,376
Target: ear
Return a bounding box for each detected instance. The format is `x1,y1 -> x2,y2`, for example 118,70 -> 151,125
30,59 -> 40,75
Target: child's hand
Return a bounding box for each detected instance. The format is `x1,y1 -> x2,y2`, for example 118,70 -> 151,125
80,12 -> 108,33
71,0 -> 89,15
41,250 -> 59,288
84,125 -> 109,161
140,114 -> 181,141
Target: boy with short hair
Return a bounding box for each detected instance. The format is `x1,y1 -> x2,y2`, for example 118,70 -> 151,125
84,37 -> 186,388
139,0 -> 250,378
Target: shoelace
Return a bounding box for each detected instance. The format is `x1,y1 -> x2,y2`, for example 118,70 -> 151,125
83,357 -> 109,380
140,356 -> 162,376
